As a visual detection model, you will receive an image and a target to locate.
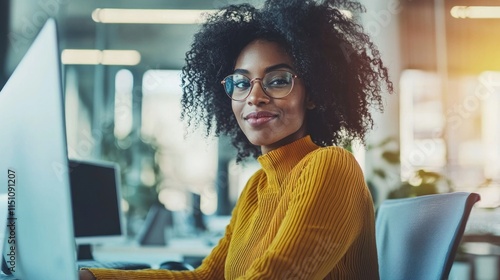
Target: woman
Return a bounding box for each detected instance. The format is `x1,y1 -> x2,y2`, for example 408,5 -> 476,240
81,0 -> 392,279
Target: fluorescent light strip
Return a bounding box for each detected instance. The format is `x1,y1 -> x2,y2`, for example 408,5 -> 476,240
92,8 -> 217,24
451,6 -> 500,19
91,8 -> 352,24
61,49 -> 141,65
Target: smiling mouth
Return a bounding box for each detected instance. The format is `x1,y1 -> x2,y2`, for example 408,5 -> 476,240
244,111 -> 278,126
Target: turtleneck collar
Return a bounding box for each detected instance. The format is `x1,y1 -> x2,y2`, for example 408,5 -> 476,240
257,135 -> 319,187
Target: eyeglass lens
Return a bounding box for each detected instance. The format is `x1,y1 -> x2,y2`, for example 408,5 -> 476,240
223,70 -> 295,101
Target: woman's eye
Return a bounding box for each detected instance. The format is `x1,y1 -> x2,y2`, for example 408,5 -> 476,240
268,77 -> 291,87
234,80 -> 250,89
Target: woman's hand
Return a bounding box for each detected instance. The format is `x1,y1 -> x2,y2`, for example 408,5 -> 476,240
79,270 -> 96,280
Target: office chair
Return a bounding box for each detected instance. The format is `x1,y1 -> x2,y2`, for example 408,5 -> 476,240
376,192 -> 480,280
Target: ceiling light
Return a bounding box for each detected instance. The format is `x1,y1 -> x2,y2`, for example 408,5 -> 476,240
451,6 -> 500,19
61,49 -> 141,65
91,8 -> 217,24
91,8 -> 352,24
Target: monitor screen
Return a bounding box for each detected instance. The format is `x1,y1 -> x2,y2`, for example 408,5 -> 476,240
68,159 -> 125,245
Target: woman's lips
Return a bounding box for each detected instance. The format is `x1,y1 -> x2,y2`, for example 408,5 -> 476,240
244,111 -> 278,126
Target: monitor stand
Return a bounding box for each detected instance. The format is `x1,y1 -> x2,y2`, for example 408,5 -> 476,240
77,244 -> 94,261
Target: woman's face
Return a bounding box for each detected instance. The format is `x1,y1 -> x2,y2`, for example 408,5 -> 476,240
231,39 -> 309,154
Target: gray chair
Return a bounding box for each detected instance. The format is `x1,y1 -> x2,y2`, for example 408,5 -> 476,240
376,192 -> 480,280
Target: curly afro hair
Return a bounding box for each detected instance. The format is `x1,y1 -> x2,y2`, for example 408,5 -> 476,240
181,0 -> 393,161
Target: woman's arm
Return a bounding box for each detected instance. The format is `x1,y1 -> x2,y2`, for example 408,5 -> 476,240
82,193 -> 248,280
83,220 -> 234,280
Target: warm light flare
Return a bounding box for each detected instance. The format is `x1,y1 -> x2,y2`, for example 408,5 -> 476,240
451,6 -> 500,19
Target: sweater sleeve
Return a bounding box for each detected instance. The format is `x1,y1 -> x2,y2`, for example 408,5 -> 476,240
85,190 -> 246,280
85,230 -> 230,280
236,148 -> 370,280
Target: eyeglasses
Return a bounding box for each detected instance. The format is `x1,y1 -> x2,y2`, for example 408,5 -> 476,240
221,70 -> 299,101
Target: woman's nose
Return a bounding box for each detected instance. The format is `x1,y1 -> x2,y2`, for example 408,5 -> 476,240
246,80 -> 270,105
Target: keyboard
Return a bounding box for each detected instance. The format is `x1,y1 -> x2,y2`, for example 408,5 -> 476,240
77,260 -> 151,270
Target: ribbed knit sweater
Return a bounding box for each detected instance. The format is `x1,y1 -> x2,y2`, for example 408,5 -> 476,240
86,136 -> 379,280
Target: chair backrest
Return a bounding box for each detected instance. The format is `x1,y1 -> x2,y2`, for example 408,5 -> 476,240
376,192 -> 480,280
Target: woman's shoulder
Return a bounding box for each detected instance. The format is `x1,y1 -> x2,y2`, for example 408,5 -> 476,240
299,145 -> 364,178
317,145 -> 352,154
304,145 -> 357,163
240,168 -> 265,190
297,146 -> 368,195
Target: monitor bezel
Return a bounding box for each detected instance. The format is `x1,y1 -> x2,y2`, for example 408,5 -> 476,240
68,159 -> 127,245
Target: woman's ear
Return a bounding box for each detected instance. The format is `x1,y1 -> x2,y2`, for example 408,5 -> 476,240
306,98 -> 316,110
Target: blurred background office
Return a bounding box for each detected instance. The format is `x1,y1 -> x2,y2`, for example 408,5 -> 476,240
1,0 -> 500,279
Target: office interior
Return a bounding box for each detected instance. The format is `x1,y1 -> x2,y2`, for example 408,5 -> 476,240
1,0 -> 500,279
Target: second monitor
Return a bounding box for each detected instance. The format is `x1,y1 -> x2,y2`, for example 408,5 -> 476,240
68,159 -> 125,260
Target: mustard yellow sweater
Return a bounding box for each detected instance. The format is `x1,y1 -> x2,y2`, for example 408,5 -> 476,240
86,136 -> 379,279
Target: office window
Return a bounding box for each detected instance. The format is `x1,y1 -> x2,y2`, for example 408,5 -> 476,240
141,70 -> 218,216
400,70 -> 500,192
400,70 -> 446,181
114,69 -> 133,139
64,67 -> 94,160
481,72 -> 500,180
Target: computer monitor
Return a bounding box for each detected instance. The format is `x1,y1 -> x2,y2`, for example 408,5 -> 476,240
68,159 -> 125,260
0,19 -> 78,279
136,203 -> 173,246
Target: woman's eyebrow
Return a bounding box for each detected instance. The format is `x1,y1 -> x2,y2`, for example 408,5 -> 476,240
233,68 -> 250,75
233,63 -> 295,75
265,63 -> 294,72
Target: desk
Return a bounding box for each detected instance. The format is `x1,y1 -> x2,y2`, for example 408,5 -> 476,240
92,237 -> 215,268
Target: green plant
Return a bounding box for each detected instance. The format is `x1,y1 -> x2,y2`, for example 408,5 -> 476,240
366,137 -> 452,200
99,122 -> 162,236
365,137 -> 400,203
388,169 -> 452,199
